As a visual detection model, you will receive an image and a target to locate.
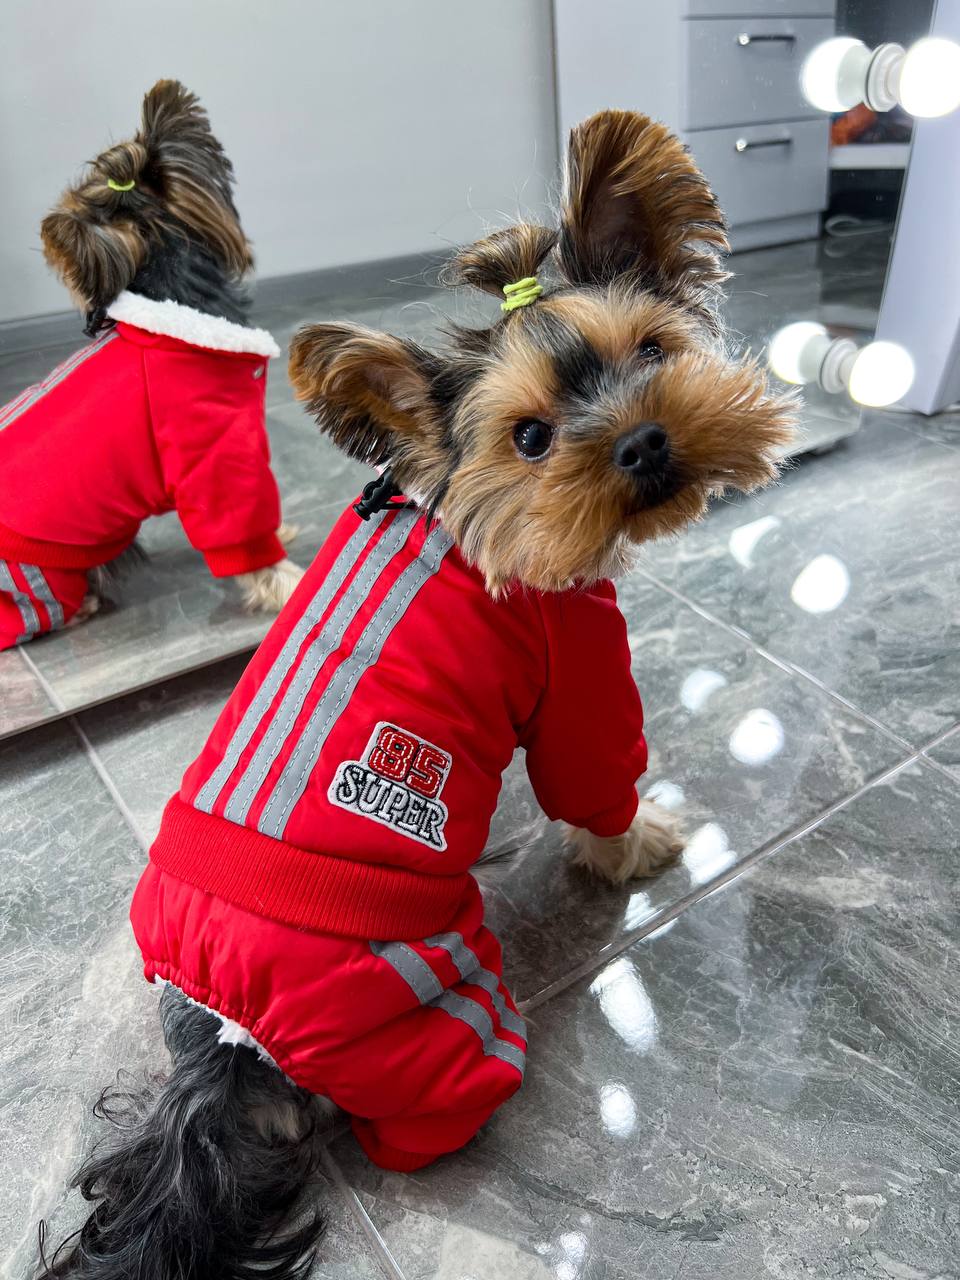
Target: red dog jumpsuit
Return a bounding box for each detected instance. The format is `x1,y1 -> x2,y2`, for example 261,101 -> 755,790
131,501 -> 648,1170
0,293 -> 286,648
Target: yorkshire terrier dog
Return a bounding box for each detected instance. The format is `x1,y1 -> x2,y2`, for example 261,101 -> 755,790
0,80 -> 301,650
38,112 -> 794,1278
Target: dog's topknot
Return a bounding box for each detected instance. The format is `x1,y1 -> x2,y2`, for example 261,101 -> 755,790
442,223 -> 558,298
93,140 -> 149,192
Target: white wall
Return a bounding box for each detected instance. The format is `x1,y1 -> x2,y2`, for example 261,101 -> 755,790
0,0 -> 558,323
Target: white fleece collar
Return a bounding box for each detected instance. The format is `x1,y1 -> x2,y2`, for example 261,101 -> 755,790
107,291 -> 281,358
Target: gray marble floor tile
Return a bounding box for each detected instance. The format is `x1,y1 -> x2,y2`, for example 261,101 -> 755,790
0,722 -> 399,1280
335,760 -> 960,1280
874,404 -> 960,453
77,655 -> 250,842
640,419 -> 960,747
0,647 -> 58,740
481,570 -> 901,1003
925,724 -> 960,784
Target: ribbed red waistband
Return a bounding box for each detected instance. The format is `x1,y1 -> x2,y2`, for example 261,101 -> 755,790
149,796 -> 475,941
0,520 -> 130,569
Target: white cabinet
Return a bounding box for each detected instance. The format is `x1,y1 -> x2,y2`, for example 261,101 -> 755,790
554,0 -> 836,250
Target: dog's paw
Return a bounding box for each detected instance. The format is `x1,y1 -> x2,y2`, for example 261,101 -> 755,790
277,521 -> 299,548
65,592 -> 101,627
236,559 -> 305,613
565,800 -> 684,884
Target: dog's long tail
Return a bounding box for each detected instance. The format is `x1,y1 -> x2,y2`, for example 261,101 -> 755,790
36,985 -> 325,1280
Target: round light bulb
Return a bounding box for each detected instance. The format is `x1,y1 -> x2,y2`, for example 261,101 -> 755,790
801,38 -> 871,112
846,341 -> 915,407
898,37 -> 960,118
767,321 -> 828,384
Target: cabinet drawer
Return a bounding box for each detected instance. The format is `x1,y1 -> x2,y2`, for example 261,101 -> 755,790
685,120 -> 829,226
684,16 -> 834,128
685,0 -> 834,15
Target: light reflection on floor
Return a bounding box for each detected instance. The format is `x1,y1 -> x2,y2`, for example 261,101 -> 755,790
791,552 -> 851,613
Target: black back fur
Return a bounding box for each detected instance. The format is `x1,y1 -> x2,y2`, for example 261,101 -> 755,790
37,986 -> 325,1280
86,227 -> 251,337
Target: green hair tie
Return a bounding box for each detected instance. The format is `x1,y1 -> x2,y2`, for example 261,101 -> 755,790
107,178 -> 136,192
501,276 -> 542,313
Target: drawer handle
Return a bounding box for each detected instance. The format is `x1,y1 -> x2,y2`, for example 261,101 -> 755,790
735,136 -> 794,152
736,32 -> 797,46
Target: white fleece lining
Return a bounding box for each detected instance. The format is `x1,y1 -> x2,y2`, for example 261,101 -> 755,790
107,291 -> 281,358
152,976 -> 280,1069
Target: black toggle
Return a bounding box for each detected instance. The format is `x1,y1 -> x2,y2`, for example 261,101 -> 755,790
353,470 -> 408,521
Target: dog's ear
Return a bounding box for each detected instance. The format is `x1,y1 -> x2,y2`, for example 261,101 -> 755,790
289,323 -> 443,467
558,110 -> 729,304
40,207 -> 146,316
138,79 -> 252,275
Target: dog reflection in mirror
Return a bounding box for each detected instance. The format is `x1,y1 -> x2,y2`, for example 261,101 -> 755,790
0,80 -> 300,651
37,111 -> 795,1280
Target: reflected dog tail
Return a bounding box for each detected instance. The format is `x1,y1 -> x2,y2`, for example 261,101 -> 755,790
36,985 -> 325,1280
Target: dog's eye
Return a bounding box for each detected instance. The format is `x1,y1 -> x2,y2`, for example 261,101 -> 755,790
513,419 -> 554,460
637,339 -> 664,361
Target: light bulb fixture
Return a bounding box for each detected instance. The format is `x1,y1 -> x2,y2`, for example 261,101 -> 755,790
767,323 -> 915,408
801,35 -> 960,118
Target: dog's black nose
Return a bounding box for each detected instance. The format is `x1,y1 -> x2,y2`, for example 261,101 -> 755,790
613,424 -> 669,475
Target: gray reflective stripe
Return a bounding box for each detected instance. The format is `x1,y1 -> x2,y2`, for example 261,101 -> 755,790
370,940 -> 443,1003
20,564 -> 64,631
425,932 -> 527,1039
0,561 -> 40,640
371,940 -> 526,1075
194,511 -> 392,814
0,388 -> 32,429
259,523 -> 453,839
221,508 -> 420,824
434,990 -> 526,1074
0,330 -> 117,430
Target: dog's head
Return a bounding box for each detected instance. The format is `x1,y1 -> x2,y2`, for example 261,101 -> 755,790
41,80 -> 252,329
290,111 -> 797,593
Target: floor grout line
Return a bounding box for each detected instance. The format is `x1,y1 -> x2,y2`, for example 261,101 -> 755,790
18,645 -> 65,714
320,1147 -> 407,1280
916,719 -> 960,754
918,752 -> 960,787
67,717 -> 151,853
917,721 -> 960,786
519,745 -> 928,1014
19,647 -> 151,852
635,565 -> 917,755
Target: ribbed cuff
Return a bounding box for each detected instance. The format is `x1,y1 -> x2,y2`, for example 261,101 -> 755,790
201,532 -> 286,577
150,797 -> 474,940
585,788 -> 640,838
0,519 -> 130,570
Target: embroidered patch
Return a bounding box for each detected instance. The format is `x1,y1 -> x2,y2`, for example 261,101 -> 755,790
328,722 -> 452,850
